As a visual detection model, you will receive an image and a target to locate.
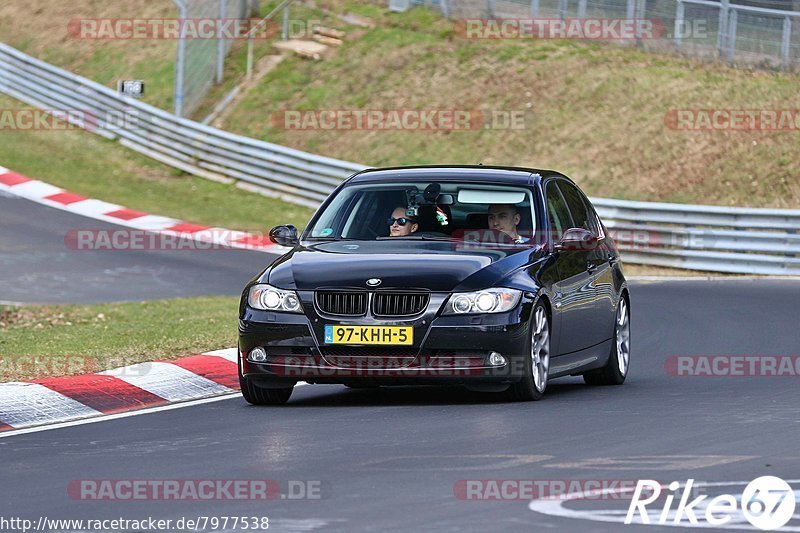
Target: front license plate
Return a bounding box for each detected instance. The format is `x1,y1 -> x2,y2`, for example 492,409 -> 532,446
324,325 -> 413,345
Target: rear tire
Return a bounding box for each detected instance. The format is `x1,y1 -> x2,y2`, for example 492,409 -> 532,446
584,295 -> 630,386
506,303 -> 550,401
239,374 -> 294,405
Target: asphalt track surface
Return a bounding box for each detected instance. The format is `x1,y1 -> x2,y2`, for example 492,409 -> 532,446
2,276 -> 799,531
0,192 -> 270,304
2,188 -> 799,531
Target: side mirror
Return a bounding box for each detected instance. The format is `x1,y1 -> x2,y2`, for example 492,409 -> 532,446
555,227 -> 598,252
269,225 -> 299,247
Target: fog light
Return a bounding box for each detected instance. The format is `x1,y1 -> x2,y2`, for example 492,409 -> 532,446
488,352 -> 506,366
249,347 -> 268,362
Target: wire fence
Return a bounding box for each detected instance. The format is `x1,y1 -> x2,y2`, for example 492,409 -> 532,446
172,0 -> 254,117
393,0 -> 800,70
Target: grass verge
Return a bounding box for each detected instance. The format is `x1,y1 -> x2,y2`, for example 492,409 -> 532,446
0,93 -> 314,231
0,1 -> 178,111
219,4 -> 800,208
0,296 -> 239,382
3,1 -> 798,207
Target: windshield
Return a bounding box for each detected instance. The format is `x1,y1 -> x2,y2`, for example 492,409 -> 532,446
305,181 -> 537,248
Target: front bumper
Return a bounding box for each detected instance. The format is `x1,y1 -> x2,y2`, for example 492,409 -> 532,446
239,291 -> 535,386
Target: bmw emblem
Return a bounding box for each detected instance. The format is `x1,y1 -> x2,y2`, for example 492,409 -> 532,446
366,278 -> 382,287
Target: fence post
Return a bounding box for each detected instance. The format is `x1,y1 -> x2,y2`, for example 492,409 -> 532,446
781,16 -> 792,69
216,0 -> 226,84
674,1 -> 684,50
626,0 -> 635,21
440,0 -> 450,18
282,5 -> 289,41
246,34 -> 254,79
559,0 -> 568,20
172,0 -> 187,117
717,0 -> 729,58
530,0 -> 539,17
726,8 -> 737,63
578,0 -> 587,19
635,0 -> 645,45
487,0 -> 495,18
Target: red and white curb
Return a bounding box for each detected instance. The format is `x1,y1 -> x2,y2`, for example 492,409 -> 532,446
0,348 -> 242,432
0,165 -> 282,253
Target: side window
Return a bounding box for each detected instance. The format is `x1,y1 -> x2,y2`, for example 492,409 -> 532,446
545,181 -> 573,243
587,203 -> 605,238
557,181 -> 594,234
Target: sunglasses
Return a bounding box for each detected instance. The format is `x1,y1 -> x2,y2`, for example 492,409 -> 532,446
387,217 -> 415,226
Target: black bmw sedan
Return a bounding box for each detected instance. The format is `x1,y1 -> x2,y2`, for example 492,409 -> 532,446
238,166 -> 630,404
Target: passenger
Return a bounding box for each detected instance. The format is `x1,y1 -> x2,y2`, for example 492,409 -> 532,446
488,204 -> 529,243
387,206 -> 419,237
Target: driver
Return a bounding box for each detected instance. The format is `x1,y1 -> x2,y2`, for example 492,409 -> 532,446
387,206 -> 419,237
488,204 -> 529,243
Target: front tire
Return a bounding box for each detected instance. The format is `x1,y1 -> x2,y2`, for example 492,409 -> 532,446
506,303 -> 550,401
584,295 -> 630,386
239,374 -> 294,405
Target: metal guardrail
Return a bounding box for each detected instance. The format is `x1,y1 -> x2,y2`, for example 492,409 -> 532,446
592,199 -> 800,275
0,42 -> 364,208
0,42 -> 798,274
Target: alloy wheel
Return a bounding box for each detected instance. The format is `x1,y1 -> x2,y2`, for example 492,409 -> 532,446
531,306 -> 550,392
616,298 -> 631,377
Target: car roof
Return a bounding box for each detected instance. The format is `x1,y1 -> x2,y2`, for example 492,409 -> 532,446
347,165 -> 566,186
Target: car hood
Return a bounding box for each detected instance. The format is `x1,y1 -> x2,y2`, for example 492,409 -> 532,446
263,241 -> 543,292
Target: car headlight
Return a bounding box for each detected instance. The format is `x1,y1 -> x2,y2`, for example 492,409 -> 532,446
248,284 -> 302,313
443,288 -> 522,315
